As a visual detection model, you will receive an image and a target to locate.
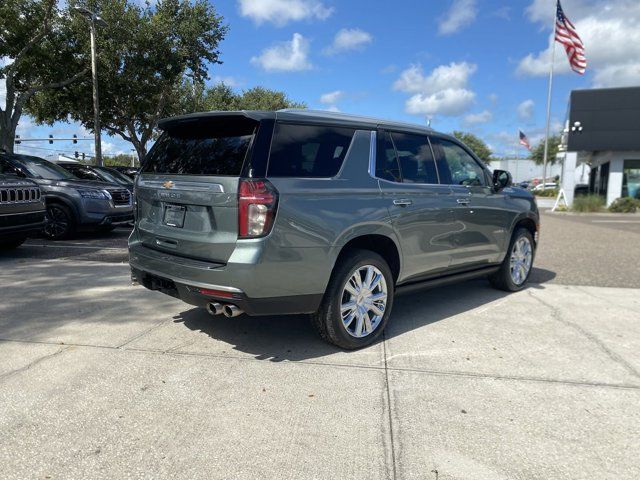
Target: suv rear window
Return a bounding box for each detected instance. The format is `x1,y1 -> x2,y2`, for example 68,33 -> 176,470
267,124 -> 355,178
142,121 -> 256,176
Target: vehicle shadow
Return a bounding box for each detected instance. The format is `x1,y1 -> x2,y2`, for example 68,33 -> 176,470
174,267 -> 557,362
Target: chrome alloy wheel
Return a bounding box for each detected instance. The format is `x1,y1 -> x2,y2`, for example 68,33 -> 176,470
340,265 -> 388,338
509,236 -> 533,286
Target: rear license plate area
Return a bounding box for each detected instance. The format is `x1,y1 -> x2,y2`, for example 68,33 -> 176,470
163,204 -> 186,228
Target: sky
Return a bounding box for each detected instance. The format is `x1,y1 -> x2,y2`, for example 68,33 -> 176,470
4,0 -> 640,160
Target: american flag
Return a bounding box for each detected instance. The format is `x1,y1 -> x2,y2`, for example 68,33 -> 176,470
555,0 -> 587,74
519,130 -> 531,150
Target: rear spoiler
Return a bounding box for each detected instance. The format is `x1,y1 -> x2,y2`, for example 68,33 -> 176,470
158,111 -> 274,131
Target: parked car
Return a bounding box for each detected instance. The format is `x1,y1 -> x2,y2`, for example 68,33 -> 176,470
0,173 -> 46,250
129,110 -> 539,349
0,153 -> 134,239
56,161 -> 134,192
111,166 -> 139,179
532,182 -> 557,192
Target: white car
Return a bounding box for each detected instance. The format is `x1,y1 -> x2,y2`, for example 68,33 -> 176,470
532,182 -> 557,192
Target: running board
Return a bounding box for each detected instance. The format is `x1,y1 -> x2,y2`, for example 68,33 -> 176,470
395,266 -> 500,296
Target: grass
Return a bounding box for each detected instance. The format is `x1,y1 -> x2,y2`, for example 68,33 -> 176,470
572,194 -> 605,213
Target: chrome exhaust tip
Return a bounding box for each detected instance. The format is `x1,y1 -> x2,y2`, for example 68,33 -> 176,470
222,305 -> 243,318
206,302 -> 224,316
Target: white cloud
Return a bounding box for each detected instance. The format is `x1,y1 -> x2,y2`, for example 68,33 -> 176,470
211,75 -> 240,88
319,90 -> 344,105
319,91 -> 344,112
250,33 -> 312,72
394,62 -> 477,95
405,89 -> 476,116
238,0 -> 333,26
517,99 -> 535,121
323,28 -> 373,55
438,0 -> 478,35
518,0 -> 640,87
393,62 -> 477,117
102,140 -> 116,154
463,110 -> 492,125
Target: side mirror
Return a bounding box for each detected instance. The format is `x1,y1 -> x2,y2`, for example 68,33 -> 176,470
492,169 -> 512,191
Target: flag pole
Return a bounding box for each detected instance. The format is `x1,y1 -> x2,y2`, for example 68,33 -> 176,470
541,4 -> 558,191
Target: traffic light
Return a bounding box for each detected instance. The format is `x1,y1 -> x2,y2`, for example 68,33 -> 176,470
82,153 -> 86,160
72,134 -> 78,144
75,151 -> 79,159
15,135 -> 21,145
48,135 -> 53,144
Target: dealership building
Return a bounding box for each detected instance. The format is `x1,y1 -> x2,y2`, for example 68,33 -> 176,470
560,86 -> 640,206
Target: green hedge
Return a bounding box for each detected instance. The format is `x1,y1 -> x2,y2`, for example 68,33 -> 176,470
608,197 -> 639,213
572,195 -> 605,213
534,189 -> 558,198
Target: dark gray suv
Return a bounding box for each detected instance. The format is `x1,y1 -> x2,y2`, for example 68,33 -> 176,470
130,110 -> 539,348
0,154 -> 134,239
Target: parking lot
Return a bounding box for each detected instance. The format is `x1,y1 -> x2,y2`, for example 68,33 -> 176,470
1,211 -> 639,479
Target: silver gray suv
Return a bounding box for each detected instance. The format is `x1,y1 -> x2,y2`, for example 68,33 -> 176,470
129,110 -> 539,349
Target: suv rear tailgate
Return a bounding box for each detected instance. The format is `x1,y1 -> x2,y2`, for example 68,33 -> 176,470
136,175 -> 239,263
136,114 -> 259,264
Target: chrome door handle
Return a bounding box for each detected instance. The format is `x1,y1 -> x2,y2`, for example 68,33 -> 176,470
456,198 -> 470,205
393,199 -> 412,207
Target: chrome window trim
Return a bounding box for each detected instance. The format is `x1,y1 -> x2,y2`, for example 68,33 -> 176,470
138,179 -> 225,193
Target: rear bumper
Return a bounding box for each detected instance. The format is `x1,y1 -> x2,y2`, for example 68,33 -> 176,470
128,240 -> 329,315
130,266 -> 322,316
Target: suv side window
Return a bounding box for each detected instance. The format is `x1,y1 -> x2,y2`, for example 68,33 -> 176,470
375,131 -> 401,182
69,167 -> 101,181
390,132 -> 438,184
268,123 -> 355,178
435,138 -> 486,187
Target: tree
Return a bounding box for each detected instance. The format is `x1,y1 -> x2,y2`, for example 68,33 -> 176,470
232,87 -> 306,110
28,0 -> 228,160
173,81 -> 306,114
0,0 -> 87,153
452,131 -> 492,164
530,135 -> 562,165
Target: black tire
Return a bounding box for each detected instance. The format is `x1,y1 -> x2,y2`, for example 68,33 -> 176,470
44,203 -> 75,240
311,249 -> 395,349
0,237 -> 27,250
489,228 -> 535,292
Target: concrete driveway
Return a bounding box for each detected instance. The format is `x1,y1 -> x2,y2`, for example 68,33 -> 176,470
1,216 -> 639,479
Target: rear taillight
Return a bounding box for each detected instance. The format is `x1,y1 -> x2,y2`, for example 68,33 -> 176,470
238,179 -> 278,238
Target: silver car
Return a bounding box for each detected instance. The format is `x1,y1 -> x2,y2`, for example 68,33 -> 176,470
130,110 -> 539,348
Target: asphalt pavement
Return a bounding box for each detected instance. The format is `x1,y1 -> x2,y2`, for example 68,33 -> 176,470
1,214 -> 639,479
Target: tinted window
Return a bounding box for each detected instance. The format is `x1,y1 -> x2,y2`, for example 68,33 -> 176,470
390,132 -> 438,184
67,166 -> 102,181
13,158 -> 75,180
376,131 -> 401,182
98,167 -> 133,185
142,122 -> 255,176
436,139 -> 486,187
268,124 -> 355,178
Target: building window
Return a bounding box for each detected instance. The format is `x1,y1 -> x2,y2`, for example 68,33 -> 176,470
622,160 -> 640,199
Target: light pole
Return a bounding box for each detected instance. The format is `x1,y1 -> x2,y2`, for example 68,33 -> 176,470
73,7 -> 107,167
